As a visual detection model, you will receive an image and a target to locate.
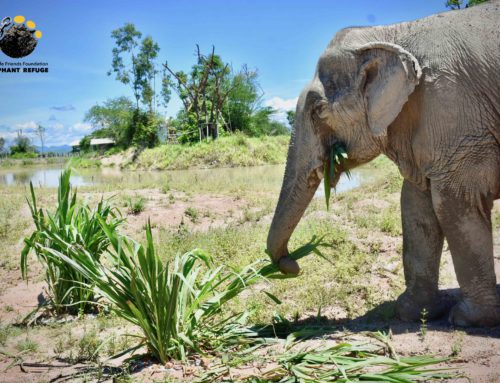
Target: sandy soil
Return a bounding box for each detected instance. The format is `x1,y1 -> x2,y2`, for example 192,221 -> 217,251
113,188 -> 250,235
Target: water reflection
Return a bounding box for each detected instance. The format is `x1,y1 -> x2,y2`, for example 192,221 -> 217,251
315,168 -> 382,197
0,164 -> 383,195
0,167 -> 88,187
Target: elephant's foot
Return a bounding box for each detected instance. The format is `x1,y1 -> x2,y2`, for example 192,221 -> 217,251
448,299 -> 500,327
278,256 -> 300,275
396,290 -> 448,322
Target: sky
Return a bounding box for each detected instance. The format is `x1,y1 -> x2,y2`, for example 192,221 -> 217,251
0,0 -> 446,147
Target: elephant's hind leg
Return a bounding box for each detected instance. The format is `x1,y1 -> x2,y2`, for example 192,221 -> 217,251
396,180 -> 448,321
431,185 -> 500,327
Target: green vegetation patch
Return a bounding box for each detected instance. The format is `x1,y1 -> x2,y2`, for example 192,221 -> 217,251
129,134 -> 289,170
21,169 -> 122,315
67,156 -> 102,168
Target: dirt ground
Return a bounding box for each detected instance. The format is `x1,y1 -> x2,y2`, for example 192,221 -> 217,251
0,186 -> 498,382
114,189 -> 249,234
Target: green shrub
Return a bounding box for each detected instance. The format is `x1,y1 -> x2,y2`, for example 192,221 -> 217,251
184,206 -> 199,223
126,195 -> 146,215
16,338 -> 39,353
76,327 -> 101,362
161,183 -> 171,193
105,146 -> 122,156
10,152 -> 38,159
380,211 -> 401,236
0,201 -> 15,240
21,169 -> 122,314
67,157 -> 102,168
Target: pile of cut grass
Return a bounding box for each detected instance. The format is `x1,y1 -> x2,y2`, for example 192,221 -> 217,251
198,333 -> 452,382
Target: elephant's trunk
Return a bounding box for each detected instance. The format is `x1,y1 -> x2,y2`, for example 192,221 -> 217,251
266,148 -> 319,267
267,85 -> 324,274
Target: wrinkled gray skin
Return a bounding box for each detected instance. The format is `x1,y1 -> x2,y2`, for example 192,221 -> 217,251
267,1 -> 500,327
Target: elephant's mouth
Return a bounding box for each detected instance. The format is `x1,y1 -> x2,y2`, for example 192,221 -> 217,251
322,141 -> 352,190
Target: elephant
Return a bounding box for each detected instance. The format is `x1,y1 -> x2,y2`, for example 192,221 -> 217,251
266,1 -> 500,327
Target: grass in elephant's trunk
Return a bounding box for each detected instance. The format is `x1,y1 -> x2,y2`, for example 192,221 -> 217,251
323,143 -> 350,211
263,235 -> 334,279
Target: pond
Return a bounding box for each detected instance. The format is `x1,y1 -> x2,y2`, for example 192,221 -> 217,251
0,164 -> 385,196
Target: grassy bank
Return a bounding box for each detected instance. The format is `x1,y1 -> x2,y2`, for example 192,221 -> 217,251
129,134 -> 290,170
4,135 -> 290,171
66,156 -> 102,168
0,156 -> 68,168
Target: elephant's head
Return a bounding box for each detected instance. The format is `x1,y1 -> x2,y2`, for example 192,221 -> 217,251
267,39 -> 422,274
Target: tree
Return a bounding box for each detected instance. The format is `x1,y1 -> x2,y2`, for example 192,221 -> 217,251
132,110 -> 160,148
79,136 -> 91,152
164,45 -> 237,141
109,23 -> 142,109
85,97 -> 135,147
165,47 -> 290,141
35,124 -> 46,155
0,137 -> 5,153
286,110 -> 296,128
83,97 -> 163,150
11,134 -> 35,154
223,66 -> 262,134
445,0 -> 488,9
249,107 -> 289,136
136,36 -> 160,113
109,24 -> 166,112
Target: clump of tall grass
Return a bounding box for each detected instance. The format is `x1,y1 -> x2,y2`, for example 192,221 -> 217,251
33,213 -> 330,363
21,169 -> 122,315
184,206 -> 199,222
126,195 -> 146,215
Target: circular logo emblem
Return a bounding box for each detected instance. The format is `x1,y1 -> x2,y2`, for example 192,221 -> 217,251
0,16 -> 42,59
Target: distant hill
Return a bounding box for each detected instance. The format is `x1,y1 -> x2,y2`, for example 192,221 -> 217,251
3,138 -> 72,154
34,145 -> 72,154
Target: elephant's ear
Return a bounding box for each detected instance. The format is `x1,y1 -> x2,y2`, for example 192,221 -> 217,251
355,42 -> 422,136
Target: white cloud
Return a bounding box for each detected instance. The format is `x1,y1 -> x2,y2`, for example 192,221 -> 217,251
43,122 -> 92,146
14,121 -> 38,131
72,122 -> 92,133
49,134 -> 77,146
0,129 -> 19,141
264,96 -> 298,125
0,120 -> 94,147
265,97 -> 298,111
50,122 -> 65,130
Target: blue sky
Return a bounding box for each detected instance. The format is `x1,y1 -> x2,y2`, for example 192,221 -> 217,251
0,0 -> 446,147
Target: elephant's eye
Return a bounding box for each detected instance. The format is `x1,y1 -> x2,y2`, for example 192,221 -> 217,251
313,100 -> 330,120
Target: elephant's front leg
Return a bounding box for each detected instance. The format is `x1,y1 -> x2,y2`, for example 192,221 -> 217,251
431,184 -> 500,327
396,180 -> 448,321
